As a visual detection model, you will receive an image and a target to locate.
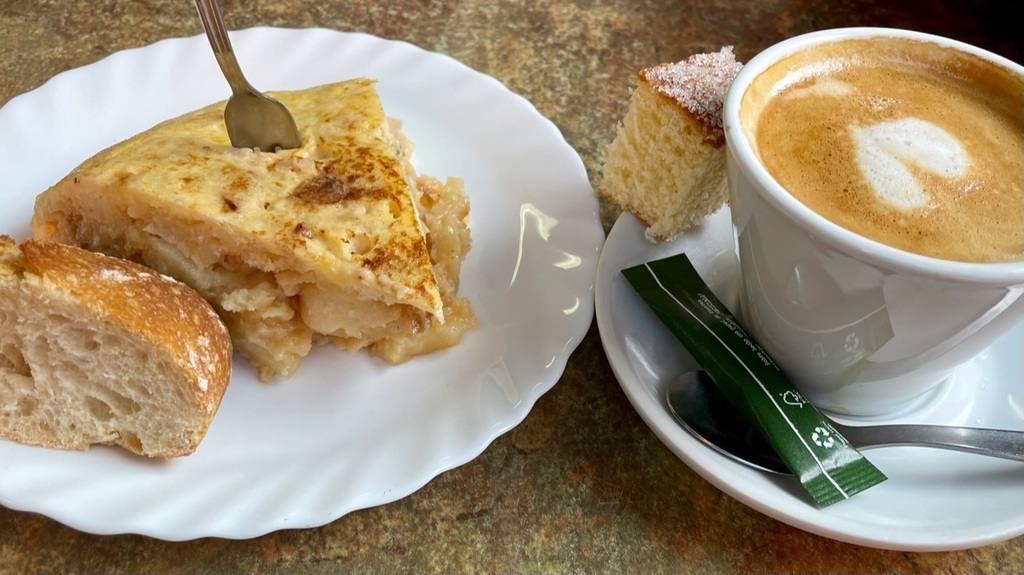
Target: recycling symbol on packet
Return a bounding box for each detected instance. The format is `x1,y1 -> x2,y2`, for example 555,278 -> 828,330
811,426 -> 835,449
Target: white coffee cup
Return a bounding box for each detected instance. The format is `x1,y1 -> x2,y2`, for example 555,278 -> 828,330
723,28 -> 1024,416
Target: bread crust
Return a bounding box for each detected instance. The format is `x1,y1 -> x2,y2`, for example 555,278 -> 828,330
0,236 -> 232,457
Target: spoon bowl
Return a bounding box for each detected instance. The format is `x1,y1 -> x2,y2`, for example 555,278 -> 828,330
665,370 -> 1024,475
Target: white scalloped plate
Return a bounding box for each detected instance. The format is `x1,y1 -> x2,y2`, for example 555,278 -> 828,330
0,28 -> 603,540
596,209 -> 1024,552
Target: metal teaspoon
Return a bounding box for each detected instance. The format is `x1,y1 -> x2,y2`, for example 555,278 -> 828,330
665,370 -> 1024,475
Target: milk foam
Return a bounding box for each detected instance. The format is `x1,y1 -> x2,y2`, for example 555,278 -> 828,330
747,36 -> 1023,263
851,118 -> 970,209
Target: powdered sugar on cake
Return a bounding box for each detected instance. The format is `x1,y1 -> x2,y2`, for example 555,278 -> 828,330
641,47 -> 743,145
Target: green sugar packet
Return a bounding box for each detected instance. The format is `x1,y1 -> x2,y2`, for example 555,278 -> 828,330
622,253 -> 887,507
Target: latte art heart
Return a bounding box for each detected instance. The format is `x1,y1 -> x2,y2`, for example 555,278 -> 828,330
851,118 -> 970,209
748,37 -> 1023,263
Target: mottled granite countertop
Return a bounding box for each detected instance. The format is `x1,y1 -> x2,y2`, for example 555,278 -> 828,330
1,1 -> 1021,573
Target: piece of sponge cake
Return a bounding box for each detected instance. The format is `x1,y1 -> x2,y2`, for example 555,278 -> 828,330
31,78 -> 475,381
600,47 -> 742,241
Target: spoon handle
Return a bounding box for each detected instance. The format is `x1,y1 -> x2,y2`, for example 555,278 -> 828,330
836,422 -> 1024,462
194,0 -> 253,94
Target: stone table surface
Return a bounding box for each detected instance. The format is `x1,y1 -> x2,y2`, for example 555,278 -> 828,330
1,1 -> 1021,573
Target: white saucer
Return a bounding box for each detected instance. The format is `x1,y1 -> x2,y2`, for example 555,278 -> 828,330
595,208 -> 1024,552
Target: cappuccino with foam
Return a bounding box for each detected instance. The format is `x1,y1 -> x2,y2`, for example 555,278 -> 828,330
743,37 -> 1023,263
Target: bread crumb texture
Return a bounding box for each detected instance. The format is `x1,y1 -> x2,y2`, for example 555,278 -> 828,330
0,236 -> 232,458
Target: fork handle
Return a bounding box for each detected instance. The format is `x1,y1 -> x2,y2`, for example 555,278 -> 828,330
194,0 -> 253,94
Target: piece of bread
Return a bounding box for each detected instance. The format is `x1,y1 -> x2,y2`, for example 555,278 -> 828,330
31,78 -> 475,381
0,236 -> 232,458
599,47 -> 743,241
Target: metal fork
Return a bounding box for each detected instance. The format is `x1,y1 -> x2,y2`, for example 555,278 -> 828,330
194,0 -> 301,151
